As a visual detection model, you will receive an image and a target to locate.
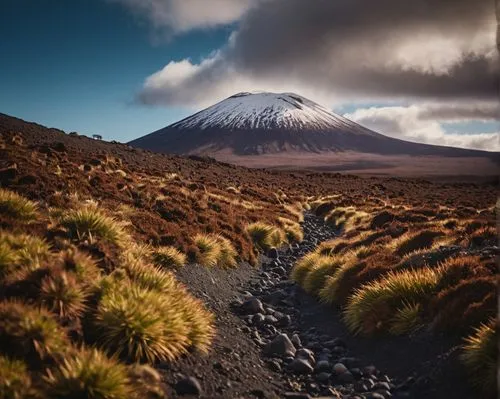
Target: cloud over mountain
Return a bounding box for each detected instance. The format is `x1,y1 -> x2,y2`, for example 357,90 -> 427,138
133,0 -> 497,107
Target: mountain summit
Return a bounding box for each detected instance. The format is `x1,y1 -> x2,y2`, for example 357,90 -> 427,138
168,92 -> 376,133
129,92 -> 495,162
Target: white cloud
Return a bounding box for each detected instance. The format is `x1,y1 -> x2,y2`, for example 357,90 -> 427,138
108,0 -> 253,33
136,0 -> 497,108
344,105 -> 500,151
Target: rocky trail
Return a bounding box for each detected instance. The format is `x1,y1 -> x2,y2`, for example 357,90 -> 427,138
159,213 -> 471,399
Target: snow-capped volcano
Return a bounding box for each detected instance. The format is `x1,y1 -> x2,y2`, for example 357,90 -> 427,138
169,92 -> 375,134
129,92 -> 492,160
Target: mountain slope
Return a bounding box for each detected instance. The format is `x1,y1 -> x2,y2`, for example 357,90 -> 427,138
129,92 -> 494,159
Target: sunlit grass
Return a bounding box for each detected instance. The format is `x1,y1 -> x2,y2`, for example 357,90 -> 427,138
0,355 -> 33,399
0,301 -> 68,365
152,246 -> 187,269
44,348 -> 132,399
95,283 -> 189,363
39,270 -> 89,319
0,188 -> 38,222
460,321 -> 497,396
246,222 -> 287,251
344,267 -> 439,335
60,205 -> 127,245
193,233 -> 222,267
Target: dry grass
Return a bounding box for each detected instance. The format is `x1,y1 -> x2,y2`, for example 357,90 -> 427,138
0,233 -> 51,282
292,252 -> 327,285
390,229 -> 445,257
302,255 -> 343,295
344,267 -> 439,335
44,347 -> 132,399
0,188 -> 38,222
193,233 -> 222,267
95,282 -> 190,363
0,355 -> 33,399
60,205 -> 127,245
460,321 -> 497,396
0,301 -> 68,365
39,269 -> 89,319
152,246 -> 187,269
246,222 -> 287,251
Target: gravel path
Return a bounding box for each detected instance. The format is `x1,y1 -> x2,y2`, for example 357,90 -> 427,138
163,213 -> 474,399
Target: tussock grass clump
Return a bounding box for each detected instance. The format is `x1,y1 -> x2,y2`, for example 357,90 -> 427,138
389,302 -> 423,335
175,293 -> 215,353
319,254 -> 360,305
0,301 -> 67,364
95,284 -> 189,363
431,276 -> 496,332
217,236 -> 238,268
39,270 -> 89,319
292,253 -> 327,285
58,248 -> 101,282
325,207 -> 370,231
246,222 -> 287,251
0,355 -> 33,399
122,258 -> 176,292
435,256 -> 486,291
152,246 -> 187,269
60,206 -> 127,245
344,268 -> 439,335
127,364 -> 165,399
283,203 -> 304,222
302,256 -> 343,295
44,348 -> 132,399
391,229 -> 445,257
0,188 -> 38,221
0,233 -> 51,281
460,322 -> 497,396
278,217 -> 304,242
193,234 -> 221,267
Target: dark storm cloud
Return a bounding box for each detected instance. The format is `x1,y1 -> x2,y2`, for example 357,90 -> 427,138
138,0 -> 498,106
418,102 -> 500,121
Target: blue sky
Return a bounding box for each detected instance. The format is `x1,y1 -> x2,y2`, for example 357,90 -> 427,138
0,0 -> 229,141
0,0 -> 498,150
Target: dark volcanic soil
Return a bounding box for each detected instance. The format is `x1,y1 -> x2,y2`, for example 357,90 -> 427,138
163,213 -> 476,399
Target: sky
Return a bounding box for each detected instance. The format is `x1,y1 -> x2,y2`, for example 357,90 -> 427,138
0,0 -> 498,150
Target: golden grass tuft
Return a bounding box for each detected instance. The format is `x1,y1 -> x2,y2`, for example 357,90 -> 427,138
292,253 -> 328,285
302,256 -> 343,295
389,301 -> 423,335
0,233 -> 51,281
325,207 -> 370,231
58,248 -> 101,282
216,235 -> 238,268
460,321 -> 497,396
174,292 -> 215,353
0,301 -> 68,364
95,283 -> 190,363
0,188 -> 38,222
278,217 -> 304,242
152,246 -> 187,269
344,267 -> 439,335
246,222 -> 287,251
60,205 -> 127,245
193,233 -> 222,267
39,270 -> 89,319
44,348 -> 132,399
122,258 -> 177,293
0,355 -> 33,399
391,229 -> 445,257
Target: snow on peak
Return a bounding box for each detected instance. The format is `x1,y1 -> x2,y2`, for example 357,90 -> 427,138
170,92 -> 366,132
